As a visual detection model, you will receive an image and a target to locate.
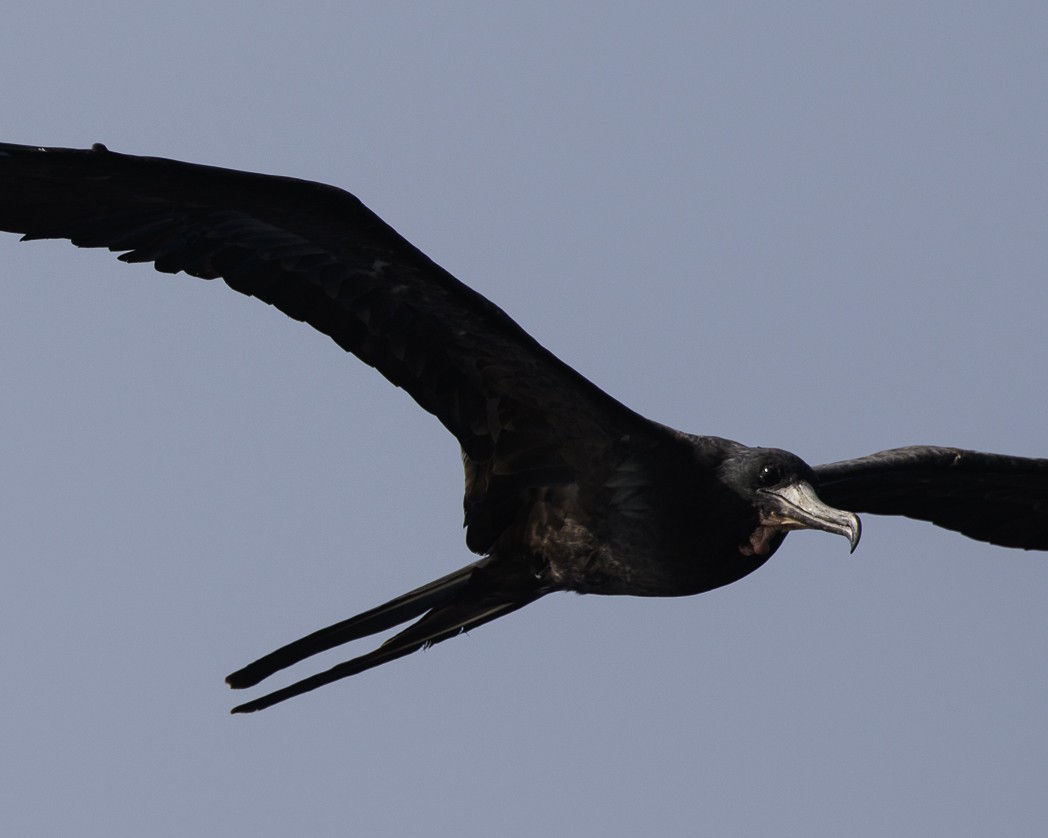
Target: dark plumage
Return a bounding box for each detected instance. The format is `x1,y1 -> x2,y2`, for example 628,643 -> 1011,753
1,141 -> 1044,713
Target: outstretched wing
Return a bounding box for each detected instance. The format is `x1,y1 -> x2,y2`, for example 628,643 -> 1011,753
814,446 -> 1048,550
0,142 -> 649,552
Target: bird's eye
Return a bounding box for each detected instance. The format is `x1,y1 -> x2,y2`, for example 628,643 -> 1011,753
758,464 -> 782,486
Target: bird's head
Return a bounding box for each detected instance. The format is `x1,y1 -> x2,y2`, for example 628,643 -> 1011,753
720,448 -> 861,557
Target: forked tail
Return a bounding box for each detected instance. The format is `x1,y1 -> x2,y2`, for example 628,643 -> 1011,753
226,559 -> 541,713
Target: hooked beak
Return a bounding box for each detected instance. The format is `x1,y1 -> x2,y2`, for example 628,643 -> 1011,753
758,481 -> 861,553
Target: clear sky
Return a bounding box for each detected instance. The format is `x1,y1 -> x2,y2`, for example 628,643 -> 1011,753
1,4 -> 1045,836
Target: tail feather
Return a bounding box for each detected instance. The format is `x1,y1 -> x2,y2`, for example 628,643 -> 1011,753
226,561 -> 483,690
230,594 -> 536,713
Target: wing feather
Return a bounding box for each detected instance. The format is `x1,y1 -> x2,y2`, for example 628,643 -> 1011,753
0,142 -> 652,552
815,446 -> 1048,550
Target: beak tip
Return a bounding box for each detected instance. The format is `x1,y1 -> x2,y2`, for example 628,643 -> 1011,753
848,515 -> 862,554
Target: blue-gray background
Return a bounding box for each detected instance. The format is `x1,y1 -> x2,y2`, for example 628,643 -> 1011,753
1,4 -> 1045,836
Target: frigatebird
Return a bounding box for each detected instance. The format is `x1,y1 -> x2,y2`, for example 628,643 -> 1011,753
1,142 -> 1045,714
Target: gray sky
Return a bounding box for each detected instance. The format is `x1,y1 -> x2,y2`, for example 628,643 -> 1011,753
2,4 -> 1045,836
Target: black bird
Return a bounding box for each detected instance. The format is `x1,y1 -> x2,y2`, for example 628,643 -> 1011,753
1,142 -> 1045,714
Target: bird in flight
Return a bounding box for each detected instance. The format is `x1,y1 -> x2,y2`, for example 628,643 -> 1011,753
1,142 -> 1045,713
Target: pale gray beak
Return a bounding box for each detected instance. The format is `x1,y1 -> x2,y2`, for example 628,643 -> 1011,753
758,481 -> 861,553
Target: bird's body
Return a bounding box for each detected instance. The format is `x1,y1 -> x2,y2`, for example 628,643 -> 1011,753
1,141 -> 1044,713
